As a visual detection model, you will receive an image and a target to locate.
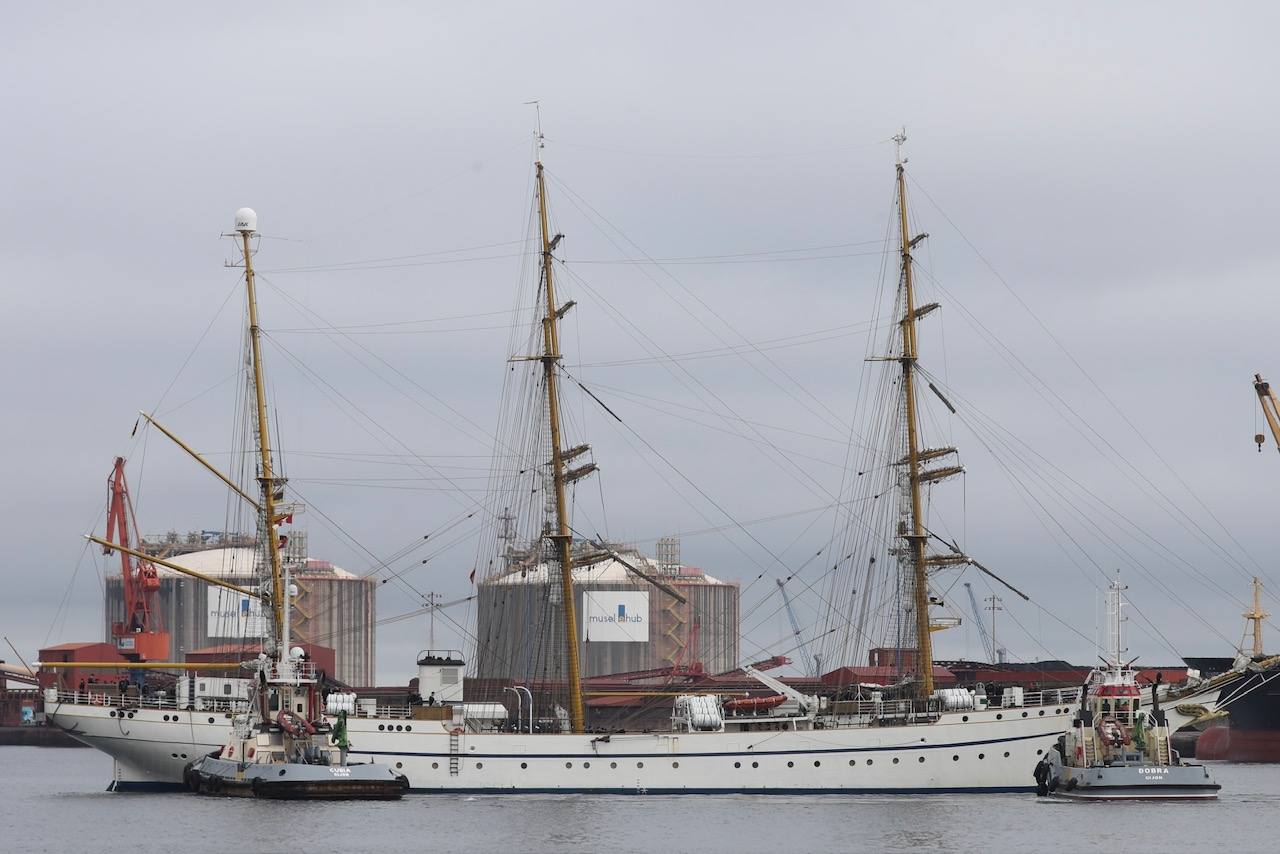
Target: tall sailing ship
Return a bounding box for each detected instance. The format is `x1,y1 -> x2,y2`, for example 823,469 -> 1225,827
43,136 -> 1241,793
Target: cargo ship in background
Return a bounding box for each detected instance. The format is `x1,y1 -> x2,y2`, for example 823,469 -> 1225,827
1178,578 -> 1280,762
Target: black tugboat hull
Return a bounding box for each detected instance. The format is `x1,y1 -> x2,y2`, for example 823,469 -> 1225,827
1035,750 -> 1220,800
249,779 -> 409,800
184,754 -> 408,800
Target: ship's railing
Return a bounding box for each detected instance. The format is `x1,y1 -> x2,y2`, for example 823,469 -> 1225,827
49,690 -> 249,714
265,659 -> 317,682
812,687 -> 1084,727
1019,687 -> 1083,707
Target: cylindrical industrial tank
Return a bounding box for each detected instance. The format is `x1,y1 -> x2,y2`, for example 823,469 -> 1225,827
473,549 -> 739,682
104,542 -> 376,686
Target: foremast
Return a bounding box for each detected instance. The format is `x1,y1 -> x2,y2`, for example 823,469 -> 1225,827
534,162 -> 586,734
891,133 -> 968,697
234,209 -> 287,659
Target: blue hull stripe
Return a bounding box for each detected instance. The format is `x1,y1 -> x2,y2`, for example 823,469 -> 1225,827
352,728 -> 1062,761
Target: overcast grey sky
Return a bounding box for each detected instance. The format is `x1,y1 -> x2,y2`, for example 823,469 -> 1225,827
3,2 -> 1279,683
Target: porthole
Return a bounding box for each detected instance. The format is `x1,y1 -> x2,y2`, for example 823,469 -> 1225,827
565,762 -> 573,769
788,761 -> 795,768
396,762 -> 404,769
892,757 -> 900,765
846,760 -> 853,767
127,712 -> 134,719
584,762 -> 591,769
431,762 -> 439,770
952,755 -> 959,762
170,753 -> 178,758
752,762 -> 759,769
163,715 -> 169,721
405,725 -> 412,732
475,763 -> 483,769
396,725 -> 404,732
1003,751 -> 1010,758
378,724 -> 385,731
1021,712 -> 1028,718
208,717 -> 215,724
109,711 -> 115,718
978,753 -> 985,760
866,759 -> 873,766
962,715 -> 969,722
637,762 -> 644,769
1038,710 -> 1045,717
734,762 -> 741,768
180,754 -> 187,759
610,762 -> 617,769
1036,749 -> 1043,756
671,762 -> 678,769
813,760 -> 821,767
278,769 -> 286,777
918,756 -> 925,763
995,713 -> 1003,720
520,762 -> 527,769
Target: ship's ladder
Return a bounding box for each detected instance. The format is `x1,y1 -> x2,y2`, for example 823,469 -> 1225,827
1155,733 -> 1172,765
1081,728 -> 1097,766
448,728 -> 461,776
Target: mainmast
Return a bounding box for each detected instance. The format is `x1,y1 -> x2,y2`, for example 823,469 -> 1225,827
534,162 -> 586,733
893,132 -> 936,697
234,208 -> 286,657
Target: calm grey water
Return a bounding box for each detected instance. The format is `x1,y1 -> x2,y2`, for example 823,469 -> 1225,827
2,747 -> 1278,853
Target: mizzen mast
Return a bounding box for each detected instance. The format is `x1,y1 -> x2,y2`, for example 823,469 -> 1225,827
234,208 -> 287,655
534,161 -> 586,734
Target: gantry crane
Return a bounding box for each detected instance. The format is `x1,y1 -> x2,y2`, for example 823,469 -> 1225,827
104,457 -> 170,661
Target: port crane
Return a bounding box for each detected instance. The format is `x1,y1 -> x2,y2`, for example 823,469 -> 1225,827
103,457 -> 170,661
963,582 -> 1005,663
776,578 -> 819,676
1254,374 -> 1280,453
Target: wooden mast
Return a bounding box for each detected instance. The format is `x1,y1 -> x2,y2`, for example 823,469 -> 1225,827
893,132 -> 935,697
534,162 -> 586,733
235,209 -> 287,655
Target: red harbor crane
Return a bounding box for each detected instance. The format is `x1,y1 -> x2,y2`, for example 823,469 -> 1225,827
103,457 -> 170,661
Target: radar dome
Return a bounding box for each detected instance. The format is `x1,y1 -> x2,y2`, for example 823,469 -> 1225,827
234,207 -> 258,234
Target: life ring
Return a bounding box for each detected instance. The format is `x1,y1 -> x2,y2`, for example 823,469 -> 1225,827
278,709 -> 317,737
450,726 -> 464,735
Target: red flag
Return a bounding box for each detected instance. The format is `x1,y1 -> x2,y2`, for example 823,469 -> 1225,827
273,512 -> 294,528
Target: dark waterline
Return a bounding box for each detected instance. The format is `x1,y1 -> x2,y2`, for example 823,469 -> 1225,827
3,747 -> 1278,853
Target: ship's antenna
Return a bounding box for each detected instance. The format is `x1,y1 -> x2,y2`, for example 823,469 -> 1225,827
1107,573 -> 1127,668
892,127 -> 907,167
524,100 -> 544,150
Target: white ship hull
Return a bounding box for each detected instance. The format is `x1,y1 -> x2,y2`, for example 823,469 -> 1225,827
48,699 -> 1074,793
